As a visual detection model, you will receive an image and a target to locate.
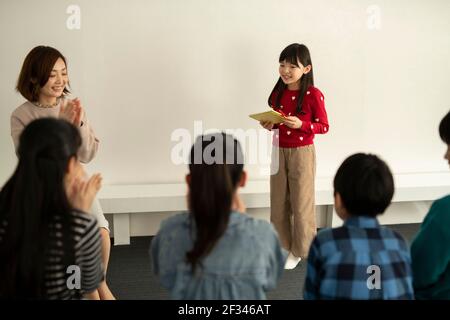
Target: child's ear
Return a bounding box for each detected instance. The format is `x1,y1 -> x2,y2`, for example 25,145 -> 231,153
334,192 -> 343,209
239,171 -> 247,187
304,65 -> 312,74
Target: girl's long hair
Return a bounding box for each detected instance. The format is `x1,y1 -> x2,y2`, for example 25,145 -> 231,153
268,43 -> 314,114
186,133 -> 244,273
0,118 -> 81,298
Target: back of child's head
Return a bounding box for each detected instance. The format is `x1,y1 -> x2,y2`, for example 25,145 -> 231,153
0,118 -> 81,298
18,117 -> 81,173
439,110 -> 450,144
186,133 -> 244,272
333,153 -> 394,217
16,118 -> 81,202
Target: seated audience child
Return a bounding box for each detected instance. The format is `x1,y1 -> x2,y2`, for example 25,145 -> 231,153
151,133 -> 287,299
411,110 -> 450,299
0,118 -> 104,299
304,153 -> 414,299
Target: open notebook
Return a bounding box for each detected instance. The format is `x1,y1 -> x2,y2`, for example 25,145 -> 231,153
249,110 -> 285,124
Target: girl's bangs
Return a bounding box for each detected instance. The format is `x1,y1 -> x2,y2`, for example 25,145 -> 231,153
279,47 -> 299,66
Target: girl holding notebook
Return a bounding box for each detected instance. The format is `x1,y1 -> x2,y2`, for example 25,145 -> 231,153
260,43 -> 329,269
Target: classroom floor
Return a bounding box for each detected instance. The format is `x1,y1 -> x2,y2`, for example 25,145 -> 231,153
106,223 -> 420,300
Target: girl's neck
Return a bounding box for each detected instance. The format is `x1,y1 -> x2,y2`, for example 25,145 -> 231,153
287,81 -> 301,91
231,191 -> 245,214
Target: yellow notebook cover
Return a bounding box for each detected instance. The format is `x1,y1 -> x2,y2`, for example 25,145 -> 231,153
249,110 -> 285,124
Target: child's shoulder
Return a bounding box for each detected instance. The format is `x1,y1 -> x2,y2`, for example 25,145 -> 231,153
314,226 -> 342,244
432,195 -> 450,211
159,212 -> 190,231
306,86 -> 325,99
231,212 -> 273,230
424,195 -> 450,224
378,225 -> 408,243
230,212 -> 278,239
315,224 -> 406,243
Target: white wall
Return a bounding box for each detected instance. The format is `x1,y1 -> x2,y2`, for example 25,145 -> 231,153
1,0 -> 449,187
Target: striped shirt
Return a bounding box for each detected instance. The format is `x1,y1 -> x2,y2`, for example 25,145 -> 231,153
0,211 -> 104,299
304,216 -> 414,300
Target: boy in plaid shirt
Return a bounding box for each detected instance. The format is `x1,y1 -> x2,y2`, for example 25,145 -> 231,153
304,153 -> 414,299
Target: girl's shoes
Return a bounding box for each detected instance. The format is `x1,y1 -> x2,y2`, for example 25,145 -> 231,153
284,252 -> 301,269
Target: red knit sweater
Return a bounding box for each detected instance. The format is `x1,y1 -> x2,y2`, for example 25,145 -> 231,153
270,86 -> 329,148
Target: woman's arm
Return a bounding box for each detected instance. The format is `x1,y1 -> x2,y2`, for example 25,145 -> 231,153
10,112 -> 26,156
77,111 -> 99,163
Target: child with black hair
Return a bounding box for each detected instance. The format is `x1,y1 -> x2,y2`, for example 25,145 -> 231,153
261,43 -> 329,269
411,110 -> 450,299
151,133 -> 287,299
304,153 -> 414,299
0,118 -> 103,299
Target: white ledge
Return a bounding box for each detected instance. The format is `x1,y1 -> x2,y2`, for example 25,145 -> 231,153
97,172 -> 450,245
98,172 -> 450,214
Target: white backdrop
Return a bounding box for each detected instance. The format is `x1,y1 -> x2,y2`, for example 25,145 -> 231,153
1,0 -> 449,186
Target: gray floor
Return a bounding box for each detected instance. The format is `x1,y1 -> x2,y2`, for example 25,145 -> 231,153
106,224 -> 420,300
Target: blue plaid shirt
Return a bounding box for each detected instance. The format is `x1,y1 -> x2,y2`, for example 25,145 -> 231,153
304,216 -> 414,300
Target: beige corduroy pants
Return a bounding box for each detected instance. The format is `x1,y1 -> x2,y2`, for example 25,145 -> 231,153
270,145 -> 316,258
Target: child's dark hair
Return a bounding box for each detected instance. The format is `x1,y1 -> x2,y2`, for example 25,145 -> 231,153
0,118 -> 81,298
186,133 -> 244,273
16,46 -> 70,102
333,153 -> 394,217
439,110 -> 450,144
268,43 -> 314,114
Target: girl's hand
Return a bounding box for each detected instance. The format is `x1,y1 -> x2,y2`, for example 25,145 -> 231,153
283,116 -> 302,129
260,120 -> 274,131
231,193 -> 246,214
67,173 -> 102,213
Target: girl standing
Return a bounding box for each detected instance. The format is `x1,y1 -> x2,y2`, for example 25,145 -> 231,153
260,43 -> 329,269
10,46 -> 114,299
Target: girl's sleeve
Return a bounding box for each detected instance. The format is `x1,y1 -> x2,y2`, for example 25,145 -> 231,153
78,111 -> 99,163
269,92 -> 280,130
299,89 -> 329,135
77,216 -> 104,294
150,232 -> 161,276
